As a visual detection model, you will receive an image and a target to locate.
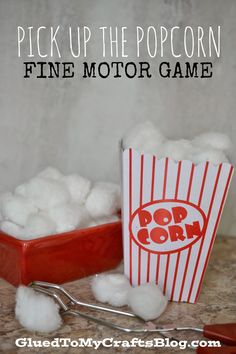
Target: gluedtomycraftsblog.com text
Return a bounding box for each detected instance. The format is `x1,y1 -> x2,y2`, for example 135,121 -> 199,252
17,26 -> 221,79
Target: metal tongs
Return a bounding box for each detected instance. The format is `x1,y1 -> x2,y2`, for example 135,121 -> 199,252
30,281 -> 236,351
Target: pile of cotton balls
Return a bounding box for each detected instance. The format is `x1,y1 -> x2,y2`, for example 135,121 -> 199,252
0,167 -> 120,240
123,121 -> 231,164
91,273 -> 168,321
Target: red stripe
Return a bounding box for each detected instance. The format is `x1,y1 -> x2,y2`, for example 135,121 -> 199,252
163,254 -> 170,295
156,254 -> 160,284
129,149 -> 133,284
162,158 -> 169,199
137,154 -> 145,285
178,163 -> 195,301
151,156 -> 156,201
161,158 -> 169,295
147,156 -> 156,283
198,162 -> 209,206
187,164 -> 222,302
138,155 -> 144,286
170,252 -> 180,301
174,161 -> 182,199
178,247 -> 192,301
147,253 -> 151,282
194,165 -> 234,302
187,164 -> 195,201
169,161 -> 181,300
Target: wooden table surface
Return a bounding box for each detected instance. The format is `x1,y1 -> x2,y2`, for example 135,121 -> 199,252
0,235 -> 235,354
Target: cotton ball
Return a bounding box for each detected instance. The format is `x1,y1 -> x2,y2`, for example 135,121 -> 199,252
123,121 -> 165,155
0,221 -> 24,239
0,192 -> 12,208
86,219 -> 98,228
91,274 -> 131,307
75,206 -> 92,228
85,183 -> 120,218
1,194 -> 38,227
24,212 -> 57,239
15,286 -> 62,333
158,139 -> 193,161
190,147 -> 229,164
127,283 -> 168,321
38,166 -> 62,180
86,213 -> 120,227
96,182 -> 121,206
95,214 -> 120,226
192,132 -> 232,151
23,177 -> 71,210
61,174 -> 91,204
15,183 -> 27,197
48,203 -> 88,233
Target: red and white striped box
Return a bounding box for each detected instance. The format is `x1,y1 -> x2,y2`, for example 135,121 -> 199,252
122,148 -> 234,303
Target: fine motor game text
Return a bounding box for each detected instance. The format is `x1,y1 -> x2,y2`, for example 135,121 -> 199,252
17,25 -> 220,79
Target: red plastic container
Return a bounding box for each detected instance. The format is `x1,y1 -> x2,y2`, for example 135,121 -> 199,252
0,221 -> 123,287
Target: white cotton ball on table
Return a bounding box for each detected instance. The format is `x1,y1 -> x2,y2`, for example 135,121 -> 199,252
127,283 -> 168,321
15,286 -> 62,333
22,177 -> 71,210
192,132 -> 232,151
24,212 -> 57,239
190,147 -> 229,164
48,203 -> 89,233
0,221 -> 24,239
158,139 -> 194,161
85,182 -> 120,218
61,174 -> 91,204
38,166 -> 63,180
122,121 -> 165,155
91,274 -> 131,307
1,194 -> 38,227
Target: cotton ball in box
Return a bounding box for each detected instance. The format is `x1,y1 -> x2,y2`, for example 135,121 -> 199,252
96,182 -> 121,205
48,203 -> 90,233
91,274 -> 131,307
24,212 -> 57,239
190,147 -> 229,164
38,166 -> 63,180
158,139 -> 194,161
86,214 -> 120,228
192,132 -> 232,151
123,121 -> 165,155
15,286 -> 62,333
1,221 -> 24,239
15,183 -> 27,197
94,214 -> 120,226
85,182 -> 120,218
0,193 -> 38,227
61,174 -> 91,204
127,283 -> 168,321
22,177 -> 71,210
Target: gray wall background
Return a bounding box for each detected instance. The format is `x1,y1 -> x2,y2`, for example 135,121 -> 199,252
0,0 -> 235,235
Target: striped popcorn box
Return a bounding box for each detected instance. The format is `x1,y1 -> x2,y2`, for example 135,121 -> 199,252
122,148 -> 234,303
